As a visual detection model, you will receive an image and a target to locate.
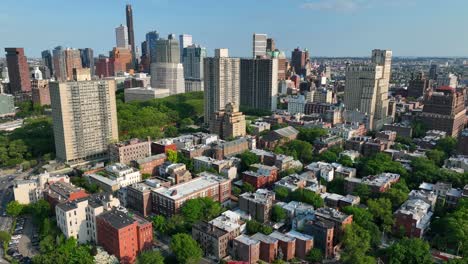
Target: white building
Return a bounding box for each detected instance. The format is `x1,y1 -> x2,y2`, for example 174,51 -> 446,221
105,163 -> 142,188
13,172 -> 70,204
179,34 -> 193,61
287,94 -> 308,114
437,73 -> 458,88
150,62 -> 185,95
124,86 -> 170,102
305,161 -> 335,182
55,193 -> 120,244
252,33 -> 267,58
444,156 -> 468,173
115,24 -> 129,49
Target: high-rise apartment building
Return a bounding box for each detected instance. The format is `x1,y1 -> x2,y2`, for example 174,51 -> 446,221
79,48 -> 94,76
419,86 -> 467,137
125,4 -> 136,69
291,48 -> 308,75
145,31 -> 159,63
31,79 -> 50,106
266,38 -> 275,52
253,33 -> 267,58
240,58 -> 278,111
150,35 -> 184,95
182,44 -> 206,92
115,24 -> 129,49
110,47 -> 132,74
4,48 -> 31,93
429,64 -> 438,81
50,80 -> 119,163
204,50 -> 240,125
53,46 -> 67,81
41,50 -> 54,78
408,71 -> 432,99
65,48 -> 83,81
344,49 -> 393,130
179,34 -> 193,61
437,73 -> 458,88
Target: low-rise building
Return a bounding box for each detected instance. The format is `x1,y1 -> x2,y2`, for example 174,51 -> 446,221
393,199 -> 433,238
96,208 -> 153,264
109,138 -> 151,165
305,162 -> 334,182
444,156 -> 468,173
250,121 -> 271,135
239,189 -> 275,223
251,233 -> 278,263
269,231 -> 296,261
192,221 -> 230,261
242,164 -> 278,189
314,207 -> 353,243
124,86 -> 170,102
321,192 -> 360,209
13,172 -> 69,204
131,153 -> 167,175
43,181 -> 89,208
151,172 -> 231,216
286,230 -> 314,260
344,173 -> 400,194
232,235 -> 260,264
259,126 -> 299,150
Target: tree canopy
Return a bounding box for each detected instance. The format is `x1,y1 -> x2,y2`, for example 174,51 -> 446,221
180,197 -> 223,224
170,233 -> 203,264
384,238 -> 433,264
136,250 -> 165,264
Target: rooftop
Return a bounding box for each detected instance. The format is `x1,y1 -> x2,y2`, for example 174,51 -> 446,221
193,221 -> 228,238
239,189 -> 275,204
152,174 -> 229,200
98,208 -> 135,229
269,231 -> 295,242
136,153 -> 167,164
251,233 -> 278,244
286,230 -> 314,241
235,234 -> 260,245
315,207 -> 350,222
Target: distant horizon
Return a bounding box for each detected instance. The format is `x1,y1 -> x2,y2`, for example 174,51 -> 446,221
1,0 -> 468,58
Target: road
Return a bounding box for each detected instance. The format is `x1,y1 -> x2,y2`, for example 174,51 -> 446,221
17,216 -> 38,258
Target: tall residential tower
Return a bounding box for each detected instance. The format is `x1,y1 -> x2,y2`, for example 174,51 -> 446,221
4,48 -> 31,94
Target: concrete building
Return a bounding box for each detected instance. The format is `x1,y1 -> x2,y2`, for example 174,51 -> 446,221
344,49 -> 393,130
458,129 -> 468,155
408,71 -> 432,99
204,50 -> 240,125
79,48 -> 94,76
96,208 -> 152,263
210,103 -> 246,139
419,86 -> 466,137
182,44 -> 206,92
437,73 -> 458,88
253,33 -> 267,58
0,94 -> 15,117
291,48 -> 308,75
64,48 -> 83,81
126,182 -> 154,217
233,235 -> 260,264
101,163 -> 142,188
115,24 -> 129,49
41,50 -> 54,77
145,31 -> 159,64
125,4 -> 137,69
239,189 -> 275,223
124,86 -> 170,102
303,219 -> 334,258
53,46 -> 67,81
240,58 -> 278,111
50,80 -> 119,163
151,173 -> 231,216
109,138 -> 151,165
4,48 -> 31,94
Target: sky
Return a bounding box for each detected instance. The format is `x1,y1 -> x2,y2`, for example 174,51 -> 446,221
1,0 -> 468,58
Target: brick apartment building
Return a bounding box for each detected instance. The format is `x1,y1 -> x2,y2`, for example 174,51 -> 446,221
96,209 -> 152,264
344,173 -> 400,194
151,172 -> 231,216
126,183 -> 153,217
109,138 -> 152,165
251,233 -> 278,263
151,139 -> 177,154
192,221 -> 230,260
239,189 -> 275,223
314,207 -> 353,243
286,230 -> 314,260
269,231 -> 296,261
131,153 -> 167,176
393,198 -> 433,238
233,235 -> 260,264
242,164 -> 278,189
303,220 -> 334,258
43,181 -> 89,208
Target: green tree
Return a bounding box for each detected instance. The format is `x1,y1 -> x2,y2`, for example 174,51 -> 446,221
318,150 -> 338,163
152,215 -> 167,234
289,189 -> 324,208
179,117 -> 194,128
435,137 -> 457,156
353,184 -> 372,202
141,173 -> 151,180
383,180 -> 410,209
170,233 -> 203,264
367,198 -> 394,232
341,223 -> 375,264
242,182 -> 255,193
0,231 -> 10,243
181,197 -> 222,224
341,206 -> 381,247
167,149 -> 178,163
6,201 -> 24,217
232,186 -> 241,196
298,127 -> 328,143
240,151 -> 259,171
385,238 -> 432,264
164,126 -> 179,137
271,205 -> 286,222
338,155 -> 354,167
274,186 -> 290,201
326,178 -> 345,195
246,220 -> 273,235
137,250 -> 165,264
274,140 -> 314,163
306,248 -> 323,263
426,149 -> 446,166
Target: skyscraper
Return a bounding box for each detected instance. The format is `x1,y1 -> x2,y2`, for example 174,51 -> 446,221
41,50 -> 54,78
204,49 -> 240,125
79,48 -> 94,76
428,64 -> 438,81
266,38 -> 275,52
4,48 -> 31,94
115,24 -> 129,49
145,31 -> 159,63
182,44 -> 206,92
150,35 -> 184,95
179,34 -> 192,61
125,4 -> 136,69
50,79 -> 118,163
140,40 -> 150,73
253,33 -> 267,58
64,48 -> 82,81
344,49 -> 393,130
291,47 -> 308,75
110,47 -> 132,74
240,58 -> 278,111
53,46 -> 67,81
407,71 -> 432,99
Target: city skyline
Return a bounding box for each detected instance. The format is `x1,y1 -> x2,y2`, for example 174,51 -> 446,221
1,0 -> 468,58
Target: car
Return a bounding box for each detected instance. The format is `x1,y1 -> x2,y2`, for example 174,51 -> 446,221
12,235 -> 21,240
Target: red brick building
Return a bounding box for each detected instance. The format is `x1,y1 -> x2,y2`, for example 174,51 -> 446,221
96,209 -> 153,264
251,233 -> 278,263
5,48 -> 31,94
31,80 -> 50,106
151,139 -> 177,155
132,154 -> 167,176
269,231 -> 296,261
43,181 -> 89,208
242,164 -> 278,189
286,230 -> 314,260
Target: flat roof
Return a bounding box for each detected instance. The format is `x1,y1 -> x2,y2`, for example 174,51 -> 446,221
286,230 -> 314,241
98,209 -> 135,229
269,231 -> 295,242
152,174 -> 228,200
235,234 -> 259,245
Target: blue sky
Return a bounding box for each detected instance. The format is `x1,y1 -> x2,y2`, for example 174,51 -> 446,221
1,0 -> 467,58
